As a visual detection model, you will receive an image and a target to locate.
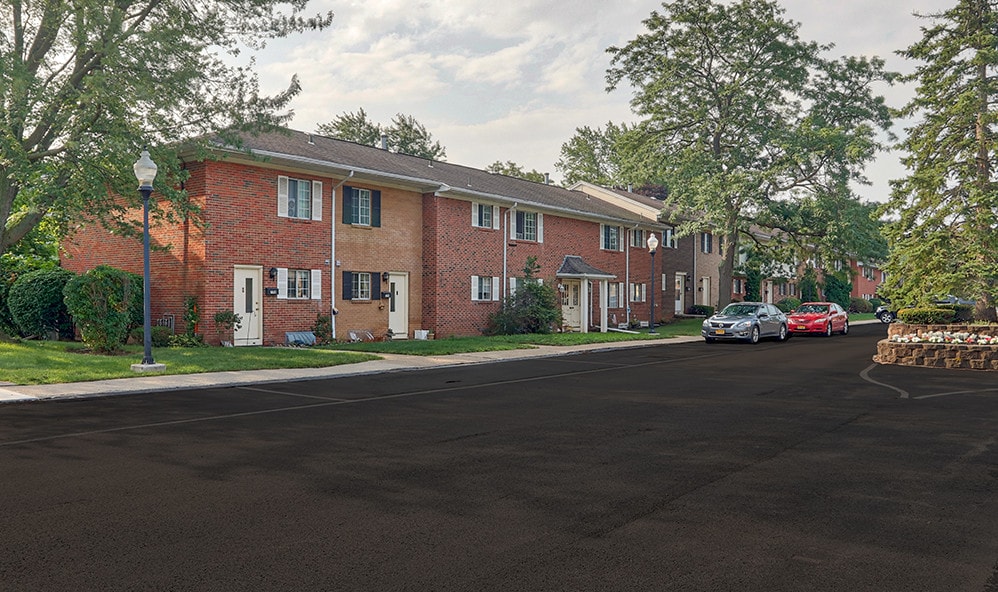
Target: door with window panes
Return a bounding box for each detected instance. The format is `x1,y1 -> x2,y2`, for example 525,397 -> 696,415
233,266 -> 263,345
561,281 -> 581,330
388,272 -> 409,339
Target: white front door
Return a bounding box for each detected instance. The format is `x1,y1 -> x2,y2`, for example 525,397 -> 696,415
701,276 -> 711,307
233,266 -> 263,346
561,281 -> 582,330
388,272 -> 409,339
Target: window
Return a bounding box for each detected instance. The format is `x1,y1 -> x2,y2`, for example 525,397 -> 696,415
472,275 -> 500,301
701,232 -> 713,254
277,268 -> 322,300
602,224 -> 621,251
629,282 -> 647,303
733,278 -> 744,294
608,282 -> 624,308
664,228 -> 677,249
514,211 -> 541,242
342,186 -> 381,227
509,276 -> 542,296
340,271 -> 373,301
473,203 -> 498,229
630,229 -> 645,248
278,176 -> 322,221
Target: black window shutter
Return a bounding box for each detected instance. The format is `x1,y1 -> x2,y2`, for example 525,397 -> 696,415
342,186 -> 353,224
372,271 -> 382,298
371,191 -> 382,227
342,271 -> 353,300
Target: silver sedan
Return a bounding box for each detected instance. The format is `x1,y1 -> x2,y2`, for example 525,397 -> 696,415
702,302 -> 789,344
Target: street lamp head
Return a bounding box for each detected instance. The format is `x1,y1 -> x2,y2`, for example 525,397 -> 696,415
647,232 -> 659,254
133,150 -> 158,190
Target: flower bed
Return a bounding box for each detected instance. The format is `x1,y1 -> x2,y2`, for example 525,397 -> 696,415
875,324 -> 998,370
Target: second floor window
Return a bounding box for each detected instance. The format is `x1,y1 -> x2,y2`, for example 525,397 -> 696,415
701,232 -> 713,254
514,211 -> 541,241
278,176 -> 322,221
630,229 -> 645,248
342,186 -> 382,227
602,224 -> 621,251
473,203 -> 498,229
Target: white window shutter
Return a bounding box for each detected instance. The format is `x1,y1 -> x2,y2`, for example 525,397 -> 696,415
492,276 -> 500,301
311,269 -> 322,300
537,213 -> 544,243
311,181 -> 323,221
277,176 -> 289,218
619,226 -> 624,251
509,277 -> 517,296
471,275 -> 479,301
472,202 -> 479,227
492,205 -> 499,229
600,224 -> 605,249
277,268 -> 288,299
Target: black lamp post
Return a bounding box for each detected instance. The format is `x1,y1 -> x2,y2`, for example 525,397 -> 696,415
647,232 -> 659,335
131,150 -> 164,371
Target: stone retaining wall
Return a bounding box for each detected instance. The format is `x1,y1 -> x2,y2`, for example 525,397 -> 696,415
875,324 -> 998,371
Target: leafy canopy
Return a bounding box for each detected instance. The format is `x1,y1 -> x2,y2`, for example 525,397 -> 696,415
317,110 -> 447,160
606,0 -> 894,308
879,0 -> 998,317
485,161 -> 548,183
0,0 -> 334,256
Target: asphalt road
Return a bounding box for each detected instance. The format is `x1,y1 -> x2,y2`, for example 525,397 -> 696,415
2,323 -> 997,591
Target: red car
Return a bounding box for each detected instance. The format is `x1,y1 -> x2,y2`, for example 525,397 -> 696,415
787,302 -> 849,336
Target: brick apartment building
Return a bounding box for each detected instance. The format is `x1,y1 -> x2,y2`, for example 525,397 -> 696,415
63,129 -> 672,345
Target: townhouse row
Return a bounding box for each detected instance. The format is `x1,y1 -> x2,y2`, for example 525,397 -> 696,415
62,128 -> 883,345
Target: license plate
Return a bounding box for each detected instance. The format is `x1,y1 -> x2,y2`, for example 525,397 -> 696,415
715,329 -> 726,335
797,325 -> 806,330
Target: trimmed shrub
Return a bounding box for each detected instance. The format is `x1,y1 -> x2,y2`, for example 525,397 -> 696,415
63,266 -> 139,353
486,281 -> 561,335
689,304 -> 714,316
869,298 -> 883,309
776,298 -> 801,313
8,268 -> 76,338
849,297 -> 873,313
129,325 -> 173,347
169,333 -> 207,347
312,313 -> 332,345
942,304 -> 975,323
898,307 -> 955,324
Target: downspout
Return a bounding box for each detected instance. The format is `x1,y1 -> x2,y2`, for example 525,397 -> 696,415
504,203 -> 518,299
625,223 -> 639,324
329,170 -> 355,340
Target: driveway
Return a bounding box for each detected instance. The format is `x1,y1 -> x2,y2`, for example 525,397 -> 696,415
1,323 -> 996,591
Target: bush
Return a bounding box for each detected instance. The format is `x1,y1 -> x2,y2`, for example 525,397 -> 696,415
130,325 -> 173,347
169,333 -> 207,347
486,281 -> 561,335
776,298 -> 801,313
821,273 -> 852,310
849,297 -> 873,313
869,298 -> 883,309
63,266 -> 139,353
312,313 -> 332,345
898,307 -> 956,324
7,268 -> 76,338
942,304 -> 975,323
688,304 -> 714,316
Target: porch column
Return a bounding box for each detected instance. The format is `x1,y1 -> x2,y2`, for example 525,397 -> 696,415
599,279 -> 608,333
580,280 -> 590,333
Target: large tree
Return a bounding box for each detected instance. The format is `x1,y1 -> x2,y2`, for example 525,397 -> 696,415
485,161 -> 547,183
317,110 -> 447,160
555,122 -> 631,187
0,1 -> 333,258
879,0 -> 998,319
606,0 -> 894,308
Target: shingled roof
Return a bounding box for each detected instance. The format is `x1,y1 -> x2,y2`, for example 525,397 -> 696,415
212,128 -> 666,227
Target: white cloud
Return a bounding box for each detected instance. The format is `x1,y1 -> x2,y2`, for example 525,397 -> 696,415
251,0 -> 954,201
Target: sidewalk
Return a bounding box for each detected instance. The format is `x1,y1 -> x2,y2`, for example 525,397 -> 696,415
0,336 -> 704,404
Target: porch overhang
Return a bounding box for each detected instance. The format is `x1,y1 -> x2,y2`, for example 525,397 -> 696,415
556,256 -> 615,333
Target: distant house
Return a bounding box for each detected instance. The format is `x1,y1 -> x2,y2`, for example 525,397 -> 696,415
62,129 -> 671,344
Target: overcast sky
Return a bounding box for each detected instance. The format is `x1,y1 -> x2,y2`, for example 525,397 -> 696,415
252,0 -> 956,202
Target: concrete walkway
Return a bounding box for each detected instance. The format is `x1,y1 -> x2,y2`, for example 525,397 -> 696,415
0,336 -> 705,404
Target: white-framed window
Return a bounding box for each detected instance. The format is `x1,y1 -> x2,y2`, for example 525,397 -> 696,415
514,211 -> 542,242
351,272 -> 372,300
509,276 -> 542,296
630,229 -> 645,248
701,232 -> 713,254
342,186 -> 381,227
733,278 -> 744,294
629,282 -> 647,303
277,268 -> 322,300
471,275 -> 500,301
601,224 -> 621,251
472,203 -> 499,229
664,228 -> 677,249
352,188 -> 372,225
608,282 -> 624,308
277,176 -> 322,221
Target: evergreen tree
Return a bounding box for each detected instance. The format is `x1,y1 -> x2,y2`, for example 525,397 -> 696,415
317,111 -> 446,160
879,0 -> 998,320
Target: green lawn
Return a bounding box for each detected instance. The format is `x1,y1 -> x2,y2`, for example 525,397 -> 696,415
0,318 -> 706,385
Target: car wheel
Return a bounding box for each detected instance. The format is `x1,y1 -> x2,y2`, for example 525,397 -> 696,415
825,322 -> 833,337
748,325 -> 760,344
841,321 -> 849,335
880,311 -> 895,324
778,324 -> 788,341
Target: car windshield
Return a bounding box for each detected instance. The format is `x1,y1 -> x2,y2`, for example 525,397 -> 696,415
796,304 -> 828,314
721,304 -> 759,316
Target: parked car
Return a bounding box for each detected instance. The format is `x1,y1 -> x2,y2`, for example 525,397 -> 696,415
875,304 -> 895,324
934,294 -> 975,306
702,302 -> 789,344
787,302 -> 849,336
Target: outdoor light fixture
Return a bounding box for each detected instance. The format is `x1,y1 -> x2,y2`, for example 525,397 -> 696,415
269,267 -> 278,279
647,232 -> 659,335
131,149 -> 165,372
